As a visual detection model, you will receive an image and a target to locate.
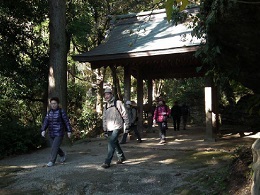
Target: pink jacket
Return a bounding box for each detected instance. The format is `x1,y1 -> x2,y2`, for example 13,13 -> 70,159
153,105 -> 170,123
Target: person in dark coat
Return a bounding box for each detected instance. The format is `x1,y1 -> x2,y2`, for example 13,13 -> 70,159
181,103 -> 190,130
41,97 -> 72,167
171,101 -> 182,131
120,100 -> 142,144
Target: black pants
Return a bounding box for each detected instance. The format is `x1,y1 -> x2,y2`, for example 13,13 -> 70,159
158,122 -> 167,140
172,117 -> 180,131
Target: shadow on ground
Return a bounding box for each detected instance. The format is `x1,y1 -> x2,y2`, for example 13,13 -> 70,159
0,125 -> 257,195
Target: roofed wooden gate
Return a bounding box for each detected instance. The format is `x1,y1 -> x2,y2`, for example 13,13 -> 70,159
73,7 -> 217,141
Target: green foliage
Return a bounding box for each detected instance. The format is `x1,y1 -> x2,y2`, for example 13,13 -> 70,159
0,0 -> 49,102
171,6 -> 188,25
0,1 -> 49,158
77,103 -> 102,139
66,1 -> 94,52
165,0 -> 190,22
193,0 -> 260,93
161,78 -> 205,107
67,81 -> 102,139
0,121 -> 46,159
165,0 -> 260,124
228,146 -> 253,188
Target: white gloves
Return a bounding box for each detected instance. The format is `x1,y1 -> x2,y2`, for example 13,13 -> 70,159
41,131 -> 72,138
153,120 -> 156,124
41,131 -> 46,137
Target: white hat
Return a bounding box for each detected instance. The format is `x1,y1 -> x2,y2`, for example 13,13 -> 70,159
104,88 -> 112,94
126,100 -> 131,105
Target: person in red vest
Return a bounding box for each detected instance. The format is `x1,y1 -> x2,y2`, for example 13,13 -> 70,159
153,98 -> 170,144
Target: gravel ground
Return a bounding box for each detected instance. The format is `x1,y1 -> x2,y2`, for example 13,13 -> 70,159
0,126 -> 258,195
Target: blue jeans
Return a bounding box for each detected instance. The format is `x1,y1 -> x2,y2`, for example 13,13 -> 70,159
120,125 -> 141,143
105,129 -> 125,165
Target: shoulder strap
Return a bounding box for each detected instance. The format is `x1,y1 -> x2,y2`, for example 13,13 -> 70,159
114,100 -> 122,115
114,100 -> 125,122
105,100 -> 117,110
59,109 -> 64,123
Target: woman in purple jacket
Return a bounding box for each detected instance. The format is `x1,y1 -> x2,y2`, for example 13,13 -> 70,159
41,97 -> 72,167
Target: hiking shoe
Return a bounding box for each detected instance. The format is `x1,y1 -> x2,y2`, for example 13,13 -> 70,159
116,159 -> 125,165
47,162 -> 54,167
159,140 -> 166,144
60,153 -> 66,163
101,163 -> 110,169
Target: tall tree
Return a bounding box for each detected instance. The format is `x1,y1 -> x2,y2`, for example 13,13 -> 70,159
48,0 -> 68,110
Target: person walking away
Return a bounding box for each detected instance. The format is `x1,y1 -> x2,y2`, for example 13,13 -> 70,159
102,88 -> 130,168
153,99 -> 170,144
181,103 -> 190,130
41,97 -> 72,167
171,101 -> 182,131
120,100 -> 142,144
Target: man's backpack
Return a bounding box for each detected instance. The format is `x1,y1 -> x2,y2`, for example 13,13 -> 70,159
131,107 -> 138,122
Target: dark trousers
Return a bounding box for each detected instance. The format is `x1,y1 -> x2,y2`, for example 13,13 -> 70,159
49,136 -> 64,163
158,122 -> 167,141
173,117 -> 181,131
105,129 -> 125,165
120,125 -> 141,143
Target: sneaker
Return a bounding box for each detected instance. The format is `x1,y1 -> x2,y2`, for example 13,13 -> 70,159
137,139 -> 142,143
101,163 -> 110,169
60,153 -> 66,163
159,140 -> 166,144
47,162 -> 54,167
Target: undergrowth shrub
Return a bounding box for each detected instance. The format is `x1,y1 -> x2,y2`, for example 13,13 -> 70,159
0,121 -> 46,159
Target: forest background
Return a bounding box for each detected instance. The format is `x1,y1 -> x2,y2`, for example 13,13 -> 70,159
0,0 -> 260,158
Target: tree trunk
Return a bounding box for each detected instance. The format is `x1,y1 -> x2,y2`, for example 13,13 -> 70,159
48,0 -> 67,111
110,65 -> 119,100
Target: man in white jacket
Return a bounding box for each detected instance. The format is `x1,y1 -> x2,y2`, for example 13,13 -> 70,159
101,88 -> 130,168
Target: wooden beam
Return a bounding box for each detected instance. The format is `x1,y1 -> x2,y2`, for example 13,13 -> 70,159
147,79 -> 153,132
204,78 -> 216,141
124,65 -> 131,102
137,68 -> 144,134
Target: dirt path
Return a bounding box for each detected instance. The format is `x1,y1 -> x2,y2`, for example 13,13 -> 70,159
0,126 -> 258,195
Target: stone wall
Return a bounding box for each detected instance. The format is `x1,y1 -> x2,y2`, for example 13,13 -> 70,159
251,138 -> 260,195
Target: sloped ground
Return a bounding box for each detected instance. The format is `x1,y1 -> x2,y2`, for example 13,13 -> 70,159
0,126 -> 257,195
